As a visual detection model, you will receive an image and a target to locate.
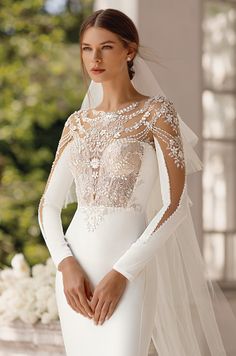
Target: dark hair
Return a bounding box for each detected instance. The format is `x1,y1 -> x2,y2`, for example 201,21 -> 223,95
79,8 -> 139,87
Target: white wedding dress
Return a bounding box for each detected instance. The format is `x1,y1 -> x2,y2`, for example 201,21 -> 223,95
38,94 -> 234,356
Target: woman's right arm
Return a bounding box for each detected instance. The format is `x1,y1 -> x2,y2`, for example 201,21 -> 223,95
38,115 -> 75,270
38,113 -> 94,318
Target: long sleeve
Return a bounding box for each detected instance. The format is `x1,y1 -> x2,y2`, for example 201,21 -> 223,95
38,115 -> 75,270
112,97 -> 188,282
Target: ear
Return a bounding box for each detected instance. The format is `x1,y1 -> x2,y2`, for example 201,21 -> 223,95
126,42 -> 137,60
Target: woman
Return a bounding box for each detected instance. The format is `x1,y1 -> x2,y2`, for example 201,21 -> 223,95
38,8 -> 236,356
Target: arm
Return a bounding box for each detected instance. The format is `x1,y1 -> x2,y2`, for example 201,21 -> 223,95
38,115 -> 75,270
112,97 -> 188,282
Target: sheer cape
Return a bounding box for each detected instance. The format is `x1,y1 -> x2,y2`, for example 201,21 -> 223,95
62,53 -> 236,355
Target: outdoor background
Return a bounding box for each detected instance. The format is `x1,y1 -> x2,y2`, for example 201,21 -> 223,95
0,0 -> 93,268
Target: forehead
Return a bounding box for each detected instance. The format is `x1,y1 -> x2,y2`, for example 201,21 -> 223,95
82,27 -> 119,45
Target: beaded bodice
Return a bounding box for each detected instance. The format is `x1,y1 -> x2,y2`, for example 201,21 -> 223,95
39,94 -> 185,233
67,96 -> 157,209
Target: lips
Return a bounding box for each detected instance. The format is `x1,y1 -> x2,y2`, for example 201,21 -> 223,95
91,68 -> 105,73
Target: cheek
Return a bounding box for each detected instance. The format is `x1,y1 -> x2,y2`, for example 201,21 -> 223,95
83,59 -> 93,74
81,54 -> 89,66
105,54 -> 126,72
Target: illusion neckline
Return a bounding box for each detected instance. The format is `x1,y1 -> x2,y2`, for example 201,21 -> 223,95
91,95 -> 154,114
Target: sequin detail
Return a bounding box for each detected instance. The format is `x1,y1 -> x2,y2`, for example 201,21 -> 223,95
150,98 -> 185,169
39,94 -> 186,233
68,120 -> 147,232
66,95 -> 184,232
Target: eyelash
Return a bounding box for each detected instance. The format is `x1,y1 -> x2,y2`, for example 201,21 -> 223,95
82,45 -> 113,51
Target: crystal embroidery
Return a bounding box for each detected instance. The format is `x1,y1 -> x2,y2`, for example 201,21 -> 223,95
61,96 -> 161,231
69,129 -> 146,231
40,94 -> 186,234
141,97 -> 186,240
64,94 -> 185,232
150,98 -> 185,169
92,99 -> 140,115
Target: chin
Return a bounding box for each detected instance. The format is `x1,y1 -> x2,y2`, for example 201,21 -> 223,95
91,75 -> 111,84
90,77 -> 104,83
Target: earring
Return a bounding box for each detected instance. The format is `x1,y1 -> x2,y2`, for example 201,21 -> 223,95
127,56 -> 131,61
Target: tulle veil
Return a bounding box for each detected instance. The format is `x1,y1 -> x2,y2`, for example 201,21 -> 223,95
64,46 -> 236,356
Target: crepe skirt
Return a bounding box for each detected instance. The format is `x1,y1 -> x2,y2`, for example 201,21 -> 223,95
55,206 -> 158,356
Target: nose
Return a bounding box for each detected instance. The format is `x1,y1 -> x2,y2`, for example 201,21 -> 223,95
93,57 -> 102,63
92,50 -> 102,63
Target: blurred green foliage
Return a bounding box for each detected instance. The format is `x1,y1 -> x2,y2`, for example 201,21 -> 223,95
0,0 -> 93,268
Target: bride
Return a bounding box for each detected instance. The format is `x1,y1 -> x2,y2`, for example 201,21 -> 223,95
38,7 -> 236,356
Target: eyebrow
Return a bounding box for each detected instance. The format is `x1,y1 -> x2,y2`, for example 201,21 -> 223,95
81,40 -> 116,46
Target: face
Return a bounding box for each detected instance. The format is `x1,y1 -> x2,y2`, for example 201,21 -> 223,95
81,27 -> 135,82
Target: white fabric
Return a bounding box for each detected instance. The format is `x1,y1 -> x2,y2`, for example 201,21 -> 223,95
55,206 -> 158,356
38,52 -> 236,355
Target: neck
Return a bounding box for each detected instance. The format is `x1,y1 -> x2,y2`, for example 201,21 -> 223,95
97,73 -> 144,111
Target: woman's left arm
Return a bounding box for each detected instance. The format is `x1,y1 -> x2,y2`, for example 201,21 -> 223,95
112,97 -> 188,282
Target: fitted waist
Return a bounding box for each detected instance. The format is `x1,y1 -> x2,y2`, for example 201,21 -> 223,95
77,204 -> 144,214
70,204 -> 147,234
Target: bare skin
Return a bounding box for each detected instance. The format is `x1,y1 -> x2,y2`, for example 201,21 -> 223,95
81,26 -> 150,111
58,256 -> 128,325
59,26 -> 149,325
58,257 -> 94,318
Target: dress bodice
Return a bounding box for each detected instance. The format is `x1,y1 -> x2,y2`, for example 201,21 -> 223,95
66,96 -> 161,219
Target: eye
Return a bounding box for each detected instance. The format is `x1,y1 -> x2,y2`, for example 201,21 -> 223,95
102,45 -> 113,49
82,45 -> 113,51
